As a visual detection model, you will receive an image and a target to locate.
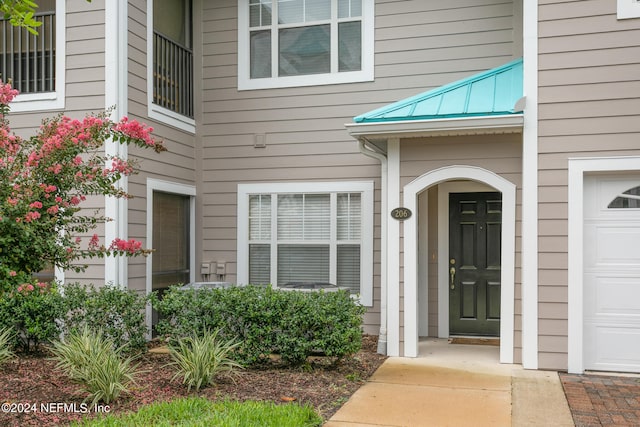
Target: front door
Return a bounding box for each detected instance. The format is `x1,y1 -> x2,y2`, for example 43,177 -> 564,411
449,192 -> 501,336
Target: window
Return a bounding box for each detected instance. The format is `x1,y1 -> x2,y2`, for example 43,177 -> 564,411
608,185 -> 640,208
618,0 -> 640,19
147,0 -> 195,132
238,181 -> 374,306
238,0 -> 374,90
0,0 -> 64,111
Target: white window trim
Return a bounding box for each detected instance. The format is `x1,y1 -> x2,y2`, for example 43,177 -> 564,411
618,0 -> 640,19
237,181 -> 374,306
9,0 -> 65,112
146,178 -> 197,336
146,0 -> 196,134
567,156 -> 640,374
237,0 -> 374,91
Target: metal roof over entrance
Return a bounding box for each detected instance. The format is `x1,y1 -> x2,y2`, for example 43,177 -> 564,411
354,58 -> 523,124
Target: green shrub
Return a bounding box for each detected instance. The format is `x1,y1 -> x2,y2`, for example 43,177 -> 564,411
73,397 -> 322,427
153,285 -> 366,366
168,329 -> 242,391
0,327 -> 15,366
0,282 -> 64,352
51,326 -> 137,405
61,283 -> 148,354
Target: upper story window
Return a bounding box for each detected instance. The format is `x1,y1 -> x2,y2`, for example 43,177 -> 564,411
238,0 -> 374,90
147,0 -> 195,133
0,0 -> 64,111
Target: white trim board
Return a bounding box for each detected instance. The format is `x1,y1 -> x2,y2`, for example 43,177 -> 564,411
402,165 -> 516,364
567,156 -> 640,374
521,0 -> 539,370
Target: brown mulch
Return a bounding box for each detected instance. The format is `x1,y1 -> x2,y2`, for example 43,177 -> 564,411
560,373 -> 640,426
0,335 -> 387,426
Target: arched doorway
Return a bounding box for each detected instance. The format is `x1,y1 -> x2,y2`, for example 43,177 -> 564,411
402,166 -> 516,363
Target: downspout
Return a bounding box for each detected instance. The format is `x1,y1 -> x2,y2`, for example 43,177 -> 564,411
358,138 -> 388,355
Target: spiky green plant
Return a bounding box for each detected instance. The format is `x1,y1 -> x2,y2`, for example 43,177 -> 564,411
50,326 -> 137,405
0,327 -> 15,367
168,329 -> 243,391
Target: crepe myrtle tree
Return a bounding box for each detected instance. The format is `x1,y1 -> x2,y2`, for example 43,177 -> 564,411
0,81 -> 166,294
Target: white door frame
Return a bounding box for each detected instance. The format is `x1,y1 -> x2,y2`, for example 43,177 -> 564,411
567,156 -> 640,373
403,165 -> 516,363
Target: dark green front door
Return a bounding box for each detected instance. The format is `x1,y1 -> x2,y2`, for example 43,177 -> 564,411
449,192 -> 501,336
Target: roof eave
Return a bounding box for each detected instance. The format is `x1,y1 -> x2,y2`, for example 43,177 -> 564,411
346,114 -> 524,142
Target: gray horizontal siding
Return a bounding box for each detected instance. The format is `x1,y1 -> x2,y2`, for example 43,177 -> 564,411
538,0 -> 640,370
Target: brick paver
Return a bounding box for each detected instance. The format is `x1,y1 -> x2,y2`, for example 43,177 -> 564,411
560,373 -> 640,427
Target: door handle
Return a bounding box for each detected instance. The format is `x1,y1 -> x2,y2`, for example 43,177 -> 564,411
449,266 -> 456,289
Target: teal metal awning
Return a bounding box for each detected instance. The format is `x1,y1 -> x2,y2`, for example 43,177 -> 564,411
354,58 -> 523,124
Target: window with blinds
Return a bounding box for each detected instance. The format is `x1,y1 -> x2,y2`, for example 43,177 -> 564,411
248,191 -> 362,292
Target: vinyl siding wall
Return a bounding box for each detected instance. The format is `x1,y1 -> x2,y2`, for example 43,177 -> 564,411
538,0 -> 640,369
200,0 -> 522,333
125,0 -> 198,294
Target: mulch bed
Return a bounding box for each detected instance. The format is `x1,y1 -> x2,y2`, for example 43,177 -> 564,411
560,373 -> 640,426
0,335 -> 386,426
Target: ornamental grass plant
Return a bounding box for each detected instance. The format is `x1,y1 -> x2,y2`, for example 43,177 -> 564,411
167,329 -> 242,391
0,327 -> 15,366
50,326 -> 138,405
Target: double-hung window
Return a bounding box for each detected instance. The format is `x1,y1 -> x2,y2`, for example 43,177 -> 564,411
147,0 -> 195,132
238,0 -> 374,90
238,181 -> 374,306
0,0 -> 65,111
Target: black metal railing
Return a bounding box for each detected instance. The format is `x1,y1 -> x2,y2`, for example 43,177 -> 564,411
153,31 -> 193,118
0,12 -> 55,93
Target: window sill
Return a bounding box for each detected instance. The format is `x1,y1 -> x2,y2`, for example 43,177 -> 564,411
9,92 -> 64,112
238,68 -> 374,91
148,104 -> 196,134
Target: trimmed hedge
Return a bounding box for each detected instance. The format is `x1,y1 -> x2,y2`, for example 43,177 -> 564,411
152,285 -> 366,366
0,283 -> 148,353
60,283 -> 148,354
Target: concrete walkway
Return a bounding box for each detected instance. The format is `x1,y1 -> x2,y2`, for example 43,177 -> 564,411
325,339 -> 574,427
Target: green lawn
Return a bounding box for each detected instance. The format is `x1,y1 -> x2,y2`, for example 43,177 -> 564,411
74,397 -> 322,427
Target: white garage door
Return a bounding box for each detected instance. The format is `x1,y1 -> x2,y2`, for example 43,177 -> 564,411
584,175 -> 640,373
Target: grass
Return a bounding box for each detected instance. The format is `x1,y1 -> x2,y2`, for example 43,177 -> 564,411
74,396 -> 323,427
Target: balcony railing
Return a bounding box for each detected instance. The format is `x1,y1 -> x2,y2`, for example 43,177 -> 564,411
0,12 -> 55,93
153,31 -> 193,119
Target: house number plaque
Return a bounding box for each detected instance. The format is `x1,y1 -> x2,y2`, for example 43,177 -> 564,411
391,207 -> 412,221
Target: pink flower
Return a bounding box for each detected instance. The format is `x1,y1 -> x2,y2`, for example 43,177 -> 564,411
29,201 -> 43,209
9,271 -> 16,277
24,211 -> 41,222
47,205 -> 59,214
0,82 -> 19,104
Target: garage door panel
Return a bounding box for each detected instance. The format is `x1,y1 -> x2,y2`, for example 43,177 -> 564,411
584,224 -> 640,267
585,275 -> 640,316
584,324 -> 640,372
